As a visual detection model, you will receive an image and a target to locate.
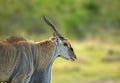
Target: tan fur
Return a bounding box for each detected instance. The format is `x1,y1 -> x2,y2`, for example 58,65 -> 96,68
0,38 -> 18,81
37,39 -> 56,69
0,36 -> 56,82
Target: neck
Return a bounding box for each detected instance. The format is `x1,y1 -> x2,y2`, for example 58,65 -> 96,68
29,64 -> 52,83
30,38 -> 59,83
35,39 -> 56,69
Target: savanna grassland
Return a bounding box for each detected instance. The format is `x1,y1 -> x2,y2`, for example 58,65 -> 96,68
52,41 -> 120,83
0,0 -> 120,83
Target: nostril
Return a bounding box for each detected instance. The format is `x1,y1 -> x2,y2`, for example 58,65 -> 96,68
75,56 -> 77,59
73,56 -> 77,60
72,57 -> 76,61
71,56 -> 77,61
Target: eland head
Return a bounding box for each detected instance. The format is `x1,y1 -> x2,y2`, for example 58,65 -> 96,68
44,16 -> 77,61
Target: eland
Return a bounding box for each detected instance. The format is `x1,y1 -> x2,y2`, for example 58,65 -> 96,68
0,16 -> 76,83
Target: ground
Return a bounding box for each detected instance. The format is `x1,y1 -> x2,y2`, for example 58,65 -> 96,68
52,40 -> 120,83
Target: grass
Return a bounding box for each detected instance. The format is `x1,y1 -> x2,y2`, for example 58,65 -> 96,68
1,35 -> 120,83
52,40 -> 120,83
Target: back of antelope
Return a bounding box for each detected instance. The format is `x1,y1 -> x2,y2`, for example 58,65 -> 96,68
0,16 -> 77,83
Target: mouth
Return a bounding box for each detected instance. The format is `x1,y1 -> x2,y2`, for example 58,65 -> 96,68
60,55 -> 77,61
70,57 -> 77,61
62,56 -> 69,60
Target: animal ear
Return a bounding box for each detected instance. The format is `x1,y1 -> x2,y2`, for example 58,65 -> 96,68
52,37 -> 62,45
52,38 -> 58,45
56,37 -> 62,45
50,37 -> 58,45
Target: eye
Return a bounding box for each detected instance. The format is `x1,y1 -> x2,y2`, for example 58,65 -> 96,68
63,43 -> 68,46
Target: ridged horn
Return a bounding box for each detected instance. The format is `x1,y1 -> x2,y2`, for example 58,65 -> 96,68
44,16 -> 63,38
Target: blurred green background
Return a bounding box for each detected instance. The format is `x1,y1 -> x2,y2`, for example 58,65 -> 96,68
0,0 -> 120,83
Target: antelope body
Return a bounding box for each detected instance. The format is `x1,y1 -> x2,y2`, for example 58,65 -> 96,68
0,16 -> 76,83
